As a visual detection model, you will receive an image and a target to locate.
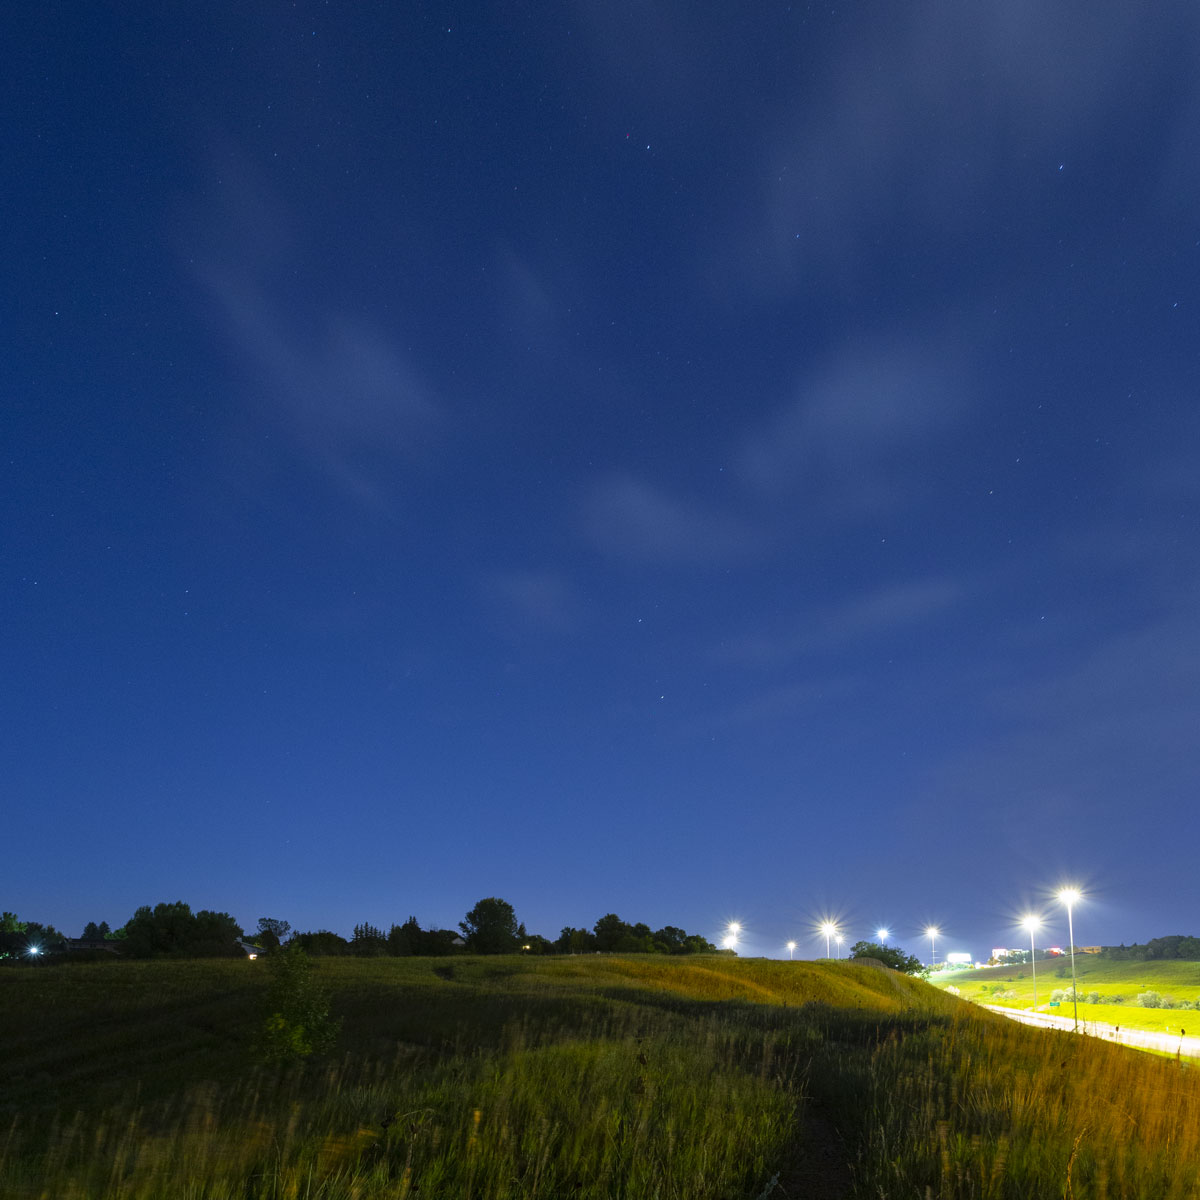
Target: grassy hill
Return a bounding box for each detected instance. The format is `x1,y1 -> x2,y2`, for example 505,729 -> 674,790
2,954 -> 1199,1198
931,957 -> 1200,1035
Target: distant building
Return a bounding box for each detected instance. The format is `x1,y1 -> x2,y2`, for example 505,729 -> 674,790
61,937 -> 121,954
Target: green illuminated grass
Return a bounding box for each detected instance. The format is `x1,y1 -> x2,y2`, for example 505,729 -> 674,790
932,957 -> 1200,1035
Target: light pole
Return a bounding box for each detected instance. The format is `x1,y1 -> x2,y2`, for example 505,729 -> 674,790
877,927 -> 889,945
925,926 -> 939,968
836,934 -> 844,959
724,921 -> 741,952
786,940 -> 796,960
1022,914 -> 1042,1013
1058,889 -> 1081,1031
820,921 -> 837,958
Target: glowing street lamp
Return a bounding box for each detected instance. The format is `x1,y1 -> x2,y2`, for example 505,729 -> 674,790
876,928 -> 890,944
1022,914 -> 1042,1013
724,921 -> 741,951
786,940 -> 796,960
835,934 -> 844,959
1057,888 -> 1082,1031
820,921 -> 837,958
925,926 -> 940,967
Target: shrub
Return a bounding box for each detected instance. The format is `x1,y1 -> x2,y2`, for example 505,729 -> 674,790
1136,991 -> 1163,1009
260,947 -> 341,1061
1087,991 -> 1101,1005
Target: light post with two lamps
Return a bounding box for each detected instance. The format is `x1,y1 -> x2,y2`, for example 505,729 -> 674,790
724,922 -> 741,952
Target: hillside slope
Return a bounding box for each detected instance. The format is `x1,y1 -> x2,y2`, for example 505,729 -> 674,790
3,954 -> 1199,1198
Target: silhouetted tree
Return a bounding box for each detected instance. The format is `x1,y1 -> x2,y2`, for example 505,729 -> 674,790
291,929 -> 351,956
351,922 -> 388,956
387,919 -> 416,956
593,913 -> 631,952
256,917 -> 291,951
849,940 -> 923,974
556,926 -> 596,953
0,912 -> 64,960
122,902 -> 242,958
461,897 -> 520,954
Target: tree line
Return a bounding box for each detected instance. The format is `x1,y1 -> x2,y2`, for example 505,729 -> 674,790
1099,934 -> 1200,961
1,899 -> 720,961
283,900 -> 720,958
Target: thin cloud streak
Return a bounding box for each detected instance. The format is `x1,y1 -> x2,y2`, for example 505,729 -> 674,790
718,576 -> 967,668
738,338 -> 966,515
582,473 -> 765,565
186,156 -> 442,505
485,569 -> 582,635
716,4 -> 1170,296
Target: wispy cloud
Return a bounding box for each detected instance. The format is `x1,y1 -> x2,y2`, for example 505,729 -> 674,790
718,575 -> 966,667
714,676 -> 861,729
714,4 -> 1165,296
737,336 -> 966,515
186,156 -> 442,505
484,569 -> 582,635
581,473 -> 764,565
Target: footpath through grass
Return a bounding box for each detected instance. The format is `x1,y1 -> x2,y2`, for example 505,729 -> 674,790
3,954 -> 1200,1198
932,957 -> 1200,1037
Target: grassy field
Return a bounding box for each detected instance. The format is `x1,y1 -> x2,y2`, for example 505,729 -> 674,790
931,957 -> 1200,1035
2,953 -> 1200,1197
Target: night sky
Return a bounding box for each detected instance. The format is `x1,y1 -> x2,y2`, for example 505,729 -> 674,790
7,3 -> 1199,960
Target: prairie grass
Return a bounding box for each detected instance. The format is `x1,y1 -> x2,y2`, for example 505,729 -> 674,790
813,1005 -> 1200,1198
3,956 -> 1199,1197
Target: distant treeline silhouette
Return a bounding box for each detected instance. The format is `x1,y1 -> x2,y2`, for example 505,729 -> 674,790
1100,934 -> 1200,961
2,900 -> 720,960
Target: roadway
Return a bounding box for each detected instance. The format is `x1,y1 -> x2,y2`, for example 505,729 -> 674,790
982,1004 -> 1200,1058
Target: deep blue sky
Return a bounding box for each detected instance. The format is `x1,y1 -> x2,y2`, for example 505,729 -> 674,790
6,3 -> 1198,960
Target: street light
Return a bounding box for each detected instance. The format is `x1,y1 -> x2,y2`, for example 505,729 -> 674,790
925,926 -> 940,967
786,940 -> 796,960
724,921 -> 741,951
820,921 -> 837,958
836,934 -> 844,960
877,927 -> 890,944
1021,914 -> 1042,1013
1057,888 -> 1081,1031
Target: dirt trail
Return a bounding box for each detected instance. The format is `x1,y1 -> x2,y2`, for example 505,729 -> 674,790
771,1108 -> 854,1200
